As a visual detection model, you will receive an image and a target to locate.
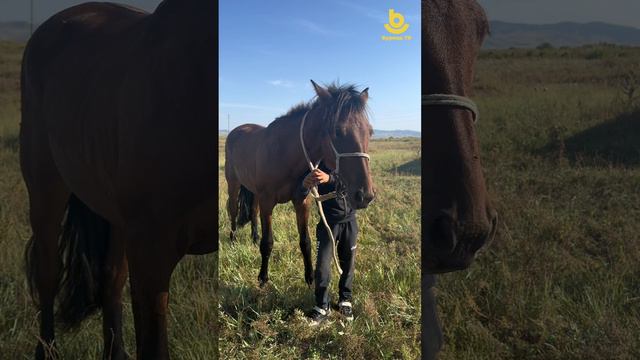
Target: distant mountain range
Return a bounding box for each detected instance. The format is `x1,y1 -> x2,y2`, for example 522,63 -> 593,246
371,129 -> 420,139
0,21 -> 31,42
219,129 -> 421,139
485,21 -> 640,49
3,20 -> 640,49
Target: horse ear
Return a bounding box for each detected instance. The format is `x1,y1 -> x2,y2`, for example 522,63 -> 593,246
310,80 -> 331,100
360,87 -> 369,102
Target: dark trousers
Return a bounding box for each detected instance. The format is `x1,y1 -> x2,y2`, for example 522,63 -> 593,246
314,218 -> 358,309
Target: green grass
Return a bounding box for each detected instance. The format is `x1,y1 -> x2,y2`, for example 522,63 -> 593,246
1,40 -> 639,359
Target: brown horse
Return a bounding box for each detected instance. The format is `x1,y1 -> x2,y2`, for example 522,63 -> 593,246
225,80 -> 375,287
20,1 -> 215,359
422,0 -> 496,358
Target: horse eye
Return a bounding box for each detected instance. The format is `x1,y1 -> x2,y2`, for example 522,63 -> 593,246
335,129 -> 342,138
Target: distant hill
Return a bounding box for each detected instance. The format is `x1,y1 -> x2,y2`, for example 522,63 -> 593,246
372,129 -> 420,139
485,21 -> 640,49
0,22 -> 31,42
219,129 -> 421,139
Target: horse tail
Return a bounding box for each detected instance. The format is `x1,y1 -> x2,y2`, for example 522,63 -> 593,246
57,195 -> 110,329
237,185 -> 254,227
24,230 -> 40,311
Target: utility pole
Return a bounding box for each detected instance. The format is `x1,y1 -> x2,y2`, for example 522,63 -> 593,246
30,0 -> 34,36
227,114 -> 230,134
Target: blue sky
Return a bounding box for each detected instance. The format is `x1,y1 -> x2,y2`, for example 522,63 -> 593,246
219,1 -> 421,132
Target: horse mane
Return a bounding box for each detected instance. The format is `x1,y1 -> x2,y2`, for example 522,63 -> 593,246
268,82 -> 371,137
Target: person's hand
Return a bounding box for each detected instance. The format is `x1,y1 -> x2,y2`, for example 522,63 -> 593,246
303,169 -> 330,189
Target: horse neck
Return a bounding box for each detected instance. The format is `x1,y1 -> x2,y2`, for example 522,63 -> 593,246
423,0 -> 485,97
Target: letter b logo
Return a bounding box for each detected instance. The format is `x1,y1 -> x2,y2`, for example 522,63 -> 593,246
384,9 -> 409,34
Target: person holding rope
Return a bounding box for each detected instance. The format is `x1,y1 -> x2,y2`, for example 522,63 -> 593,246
300,162 -> 358,326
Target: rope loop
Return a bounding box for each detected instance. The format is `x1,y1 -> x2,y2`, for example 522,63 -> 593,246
422,94 -> 479,123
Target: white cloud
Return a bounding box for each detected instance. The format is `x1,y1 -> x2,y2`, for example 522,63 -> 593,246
267,80 -> 295,88
293,18 -> 340,36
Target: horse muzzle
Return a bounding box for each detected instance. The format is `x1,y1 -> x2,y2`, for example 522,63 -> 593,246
352,188 -> 375,209
423,209 -> 497,273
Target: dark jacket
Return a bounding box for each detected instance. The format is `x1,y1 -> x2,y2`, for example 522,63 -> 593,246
299,162 -> 355,224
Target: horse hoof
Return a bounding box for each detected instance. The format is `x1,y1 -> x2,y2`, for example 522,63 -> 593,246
258,274 -> 269,287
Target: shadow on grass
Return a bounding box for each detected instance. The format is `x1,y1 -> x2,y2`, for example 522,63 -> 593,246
539,109 -> 640,167
563,109 -> 640,166
391,158 -> 421,176
218,281 -> 312,322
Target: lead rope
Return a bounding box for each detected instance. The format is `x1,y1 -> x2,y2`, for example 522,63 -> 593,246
300,111 -> 343,275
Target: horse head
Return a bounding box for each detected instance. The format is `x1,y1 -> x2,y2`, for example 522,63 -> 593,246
308,80 -> 375,209
422,0 -> 497,273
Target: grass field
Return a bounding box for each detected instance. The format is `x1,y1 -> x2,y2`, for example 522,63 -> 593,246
438,45 -> 640,359
217,136 -> 421,359
1,40 -> 639,359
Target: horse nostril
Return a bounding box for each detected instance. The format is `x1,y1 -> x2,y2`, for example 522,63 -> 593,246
355,190 -> 365,204
365,191 -> 375,203
429,215 -> 457,253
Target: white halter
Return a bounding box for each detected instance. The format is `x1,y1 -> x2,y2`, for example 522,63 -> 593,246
329,140 -> 370,174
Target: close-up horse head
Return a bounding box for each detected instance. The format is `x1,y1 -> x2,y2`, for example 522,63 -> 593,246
308,80 -> 375,209
422,0 -> 498,273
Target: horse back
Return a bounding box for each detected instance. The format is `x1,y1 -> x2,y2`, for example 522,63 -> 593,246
225,122 -> 309,204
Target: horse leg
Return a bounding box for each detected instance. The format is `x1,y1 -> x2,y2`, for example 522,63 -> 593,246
27,187 -> 69,360
21,126 -> 70,359
101,226 -> 128,360
422,275 -> 443,360
250,195 -> 259,244
257,198 -> 275,286
127,228 -> 183,360
226,179 -> 240,241
293,197 -> 314,287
